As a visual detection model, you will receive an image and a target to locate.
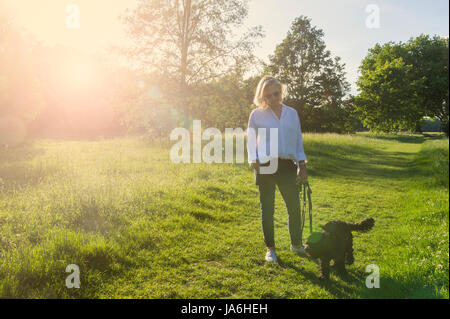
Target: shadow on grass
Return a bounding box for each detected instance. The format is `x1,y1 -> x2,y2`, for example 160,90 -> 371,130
278,257 -> 365,298
356,275 -> 448,299
0,163 -> 60,190
278,257 -> 448,298
360,134 -> 425,144
302,139 -> 431,184
0,143 -> 50,189
359,132 -> 446,143
0,143 -> 46,163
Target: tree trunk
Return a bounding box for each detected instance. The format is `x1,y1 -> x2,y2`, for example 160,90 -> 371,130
179,0 -> 191,118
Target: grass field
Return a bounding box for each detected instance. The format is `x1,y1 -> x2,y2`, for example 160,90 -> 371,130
0,132 -> 448,298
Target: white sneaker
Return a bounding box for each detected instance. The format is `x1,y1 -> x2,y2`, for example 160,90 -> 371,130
290,245 -> 306,256
265,250 -> 278,262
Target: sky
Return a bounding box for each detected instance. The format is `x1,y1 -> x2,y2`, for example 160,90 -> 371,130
2,0 -> 449,95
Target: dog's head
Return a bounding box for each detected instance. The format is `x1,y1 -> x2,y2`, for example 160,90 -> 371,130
304,232 -> 328,258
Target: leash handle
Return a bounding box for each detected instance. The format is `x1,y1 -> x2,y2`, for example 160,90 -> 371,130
299,181 -> 313,240
298,182 -> 305,237
306,182 -> 313,234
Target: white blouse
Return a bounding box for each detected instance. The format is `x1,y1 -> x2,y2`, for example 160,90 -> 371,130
247,104 -> 307,165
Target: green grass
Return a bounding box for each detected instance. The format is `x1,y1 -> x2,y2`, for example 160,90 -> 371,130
0,132 -> 448,298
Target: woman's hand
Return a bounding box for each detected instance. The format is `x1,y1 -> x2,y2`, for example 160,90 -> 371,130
251,161 -> 260,174
296,165 -> 308,184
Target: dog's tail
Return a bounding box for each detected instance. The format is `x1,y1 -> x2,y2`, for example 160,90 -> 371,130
347,218 -> 374,232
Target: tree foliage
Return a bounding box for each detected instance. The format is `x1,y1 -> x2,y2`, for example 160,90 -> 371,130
186,71 -> 259,131
266,16 -> 352,133
117,0 -> 263,116
113,70 -> 179,140
354,35 -> 449,135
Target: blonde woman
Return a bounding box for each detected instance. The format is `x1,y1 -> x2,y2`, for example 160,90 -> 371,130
247,76 -> 308,263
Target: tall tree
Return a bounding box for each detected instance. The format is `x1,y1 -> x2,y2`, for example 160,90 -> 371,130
116,0 -> 263,118
354,43 -> 424,133
405,35 -> 449,134
266,16 -> 350,132
354,35 -> 449,135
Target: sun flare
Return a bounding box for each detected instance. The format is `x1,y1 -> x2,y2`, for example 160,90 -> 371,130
58,55 -> 100,92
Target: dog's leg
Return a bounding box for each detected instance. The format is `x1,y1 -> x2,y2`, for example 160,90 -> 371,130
334,257 -> 348,276
345,249 -> 354,265
319,257 -> 331,280
345,236 -> 354,265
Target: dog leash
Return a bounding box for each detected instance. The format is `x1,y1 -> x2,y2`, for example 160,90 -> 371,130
299,181 -> 313,237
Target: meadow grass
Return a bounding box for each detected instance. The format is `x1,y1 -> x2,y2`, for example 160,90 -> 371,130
0,132 -> 448,298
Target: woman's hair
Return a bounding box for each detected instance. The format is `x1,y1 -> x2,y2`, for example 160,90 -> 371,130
253,76 -> 288,109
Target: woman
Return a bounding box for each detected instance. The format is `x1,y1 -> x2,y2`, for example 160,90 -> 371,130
247,76 -> 308,263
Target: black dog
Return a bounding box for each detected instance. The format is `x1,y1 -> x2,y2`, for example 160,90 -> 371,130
304,218 -> 375,279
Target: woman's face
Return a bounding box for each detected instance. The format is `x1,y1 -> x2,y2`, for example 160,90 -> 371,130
263,85 -> 282,109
